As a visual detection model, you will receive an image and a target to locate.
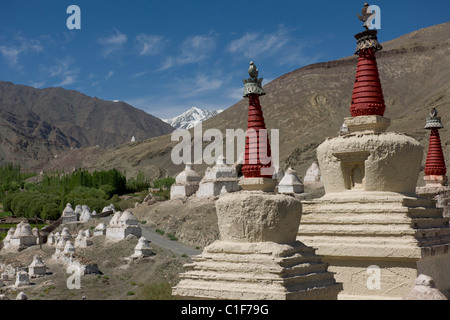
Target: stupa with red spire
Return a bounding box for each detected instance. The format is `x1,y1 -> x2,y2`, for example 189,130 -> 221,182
298,3 -> 450,300
239,61 -> 276,191
424,107 -> 448,186
345,3 -> 390,133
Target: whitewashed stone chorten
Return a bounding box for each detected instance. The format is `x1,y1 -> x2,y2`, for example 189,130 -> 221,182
75,230 -> 93,248
277,167 -> 304,194
15,271 -> 29,287
62,203 -> 77,223
132,237 -> 154,259
106,211 -> 142,240
170,163 -> 202,199
303,161 -> 322,184
196,156 -> 240,198
94,223 -> 107,236
9,222 -> 36,249
1,228 -> 15,250
28,254 -> 47,277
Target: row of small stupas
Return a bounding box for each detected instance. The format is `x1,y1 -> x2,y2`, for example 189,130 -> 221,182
170,157 -> 306,200
61,203 -> 116,224
173,3 -> 449,300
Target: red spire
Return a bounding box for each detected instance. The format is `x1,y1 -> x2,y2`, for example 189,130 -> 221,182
242,94 -> 272,178
425,128 -> 447,176
241,61 -> 273,179
350,30 -> 385,117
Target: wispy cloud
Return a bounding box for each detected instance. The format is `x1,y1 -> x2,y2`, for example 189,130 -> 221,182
98,28 -> 127,57
132,71 -> 149,78
179,73 -> 223,97
40,57 -> 79,87
228,28 -> 289,59
227,26 -> 322,67
105,70 -> 114,80
158,33 -> 217,71
135,34 -> 168,56
0,35 -> 43,68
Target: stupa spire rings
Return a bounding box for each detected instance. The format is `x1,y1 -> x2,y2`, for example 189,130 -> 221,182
243,61 -> 265,97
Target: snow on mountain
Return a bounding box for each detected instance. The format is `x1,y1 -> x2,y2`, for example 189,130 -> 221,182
163,107 -> 224,130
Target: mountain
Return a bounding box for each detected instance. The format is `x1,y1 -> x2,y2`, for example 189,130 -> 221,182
34,22 -> 450,183
0,81 -> 174,168
163,107 -> 223,130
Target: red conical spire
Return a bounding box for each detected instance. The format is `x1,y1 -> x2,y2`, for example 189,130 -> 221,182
350,30 -> 385,117
241,61 -> 273,179
424,108 -> 447,180
425,128 -> 447,176
242,94 -> 272,178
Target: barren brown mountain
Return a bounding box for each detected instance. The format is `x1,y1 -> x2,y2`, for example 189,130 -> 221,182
0,82 -> 174,168
32,22 -> 450,182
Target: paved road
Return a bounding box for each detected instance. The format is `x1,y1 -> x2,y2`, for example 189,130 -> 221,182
100,216 -> 202,257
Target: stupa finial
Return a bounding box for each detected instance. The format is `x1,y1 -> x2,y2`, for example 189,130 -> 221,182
430,107 -> 438,118
248,61 -> 259,80
243,61 -> 265,97
425,107 -> 444,129
357,3 -> 375,30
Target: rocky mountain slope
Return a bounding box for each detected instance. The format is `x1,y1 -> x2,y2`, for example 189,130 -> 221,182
163,107 -> 223,130
0,82 -> 174,168
33,22 -> 450,183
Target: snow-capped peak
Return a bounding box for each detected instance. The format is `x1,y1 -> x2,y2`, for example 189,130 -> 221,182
163,107 -> 223,130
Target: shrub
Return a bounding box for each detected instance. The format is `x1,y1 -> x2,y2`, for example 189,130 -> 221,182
152,177 -> 175,189
136,282 -> 177,300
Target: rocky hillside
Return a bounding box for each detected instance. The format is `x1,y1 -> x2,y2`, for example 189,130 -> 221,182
0,82 -> 174,168
33,22 -> 450,183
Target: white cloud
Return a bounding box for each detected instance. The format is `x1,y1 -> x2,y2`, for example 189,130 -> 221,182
135,34 -> 168,56
132,71 -> 148,78
178,34 -> 216,64
172,72 -> 225,99
0,36 -> 43,68
105,70 -> 114,80
40,57 -> 79,87
227,26 -> 321,67
98,29 -> 127,57
158,33 -> 217,71
57,75 -> 77,86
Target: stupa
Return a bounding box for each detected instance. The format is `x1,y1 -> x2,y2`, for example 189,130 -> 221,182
298,4 -> 450,299
196,155 -> 240,198
173,62 -> 342,300
9,222 -> 37,250
303,161 -> 322,185
28,254 -> 47,277
416,108 -> 450,217
277,167 -> 304,194
106,210 -> 142,240
62,203 -> 77,224
170,163 -> 202,199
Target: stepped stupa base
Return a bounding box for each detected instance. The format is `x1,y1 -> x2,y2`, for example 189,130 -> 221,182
173,191 -> 342,300
298,191 -> 450,299
173,240 -> 342,300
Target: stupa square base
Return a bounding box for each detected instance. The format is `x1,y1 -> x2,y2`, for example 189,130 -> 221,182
238,177 -> 278,192
344,115 -> 391,133
298,192 -> 450,299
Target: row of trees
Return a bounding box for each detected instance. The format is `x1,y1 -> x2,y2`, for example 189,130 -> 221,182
0,163 -> 36,201
1,164 -> 166,221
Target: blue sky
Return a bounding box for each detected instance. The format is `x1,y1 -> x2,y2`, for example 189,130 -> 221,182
0,1 -> 448,119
